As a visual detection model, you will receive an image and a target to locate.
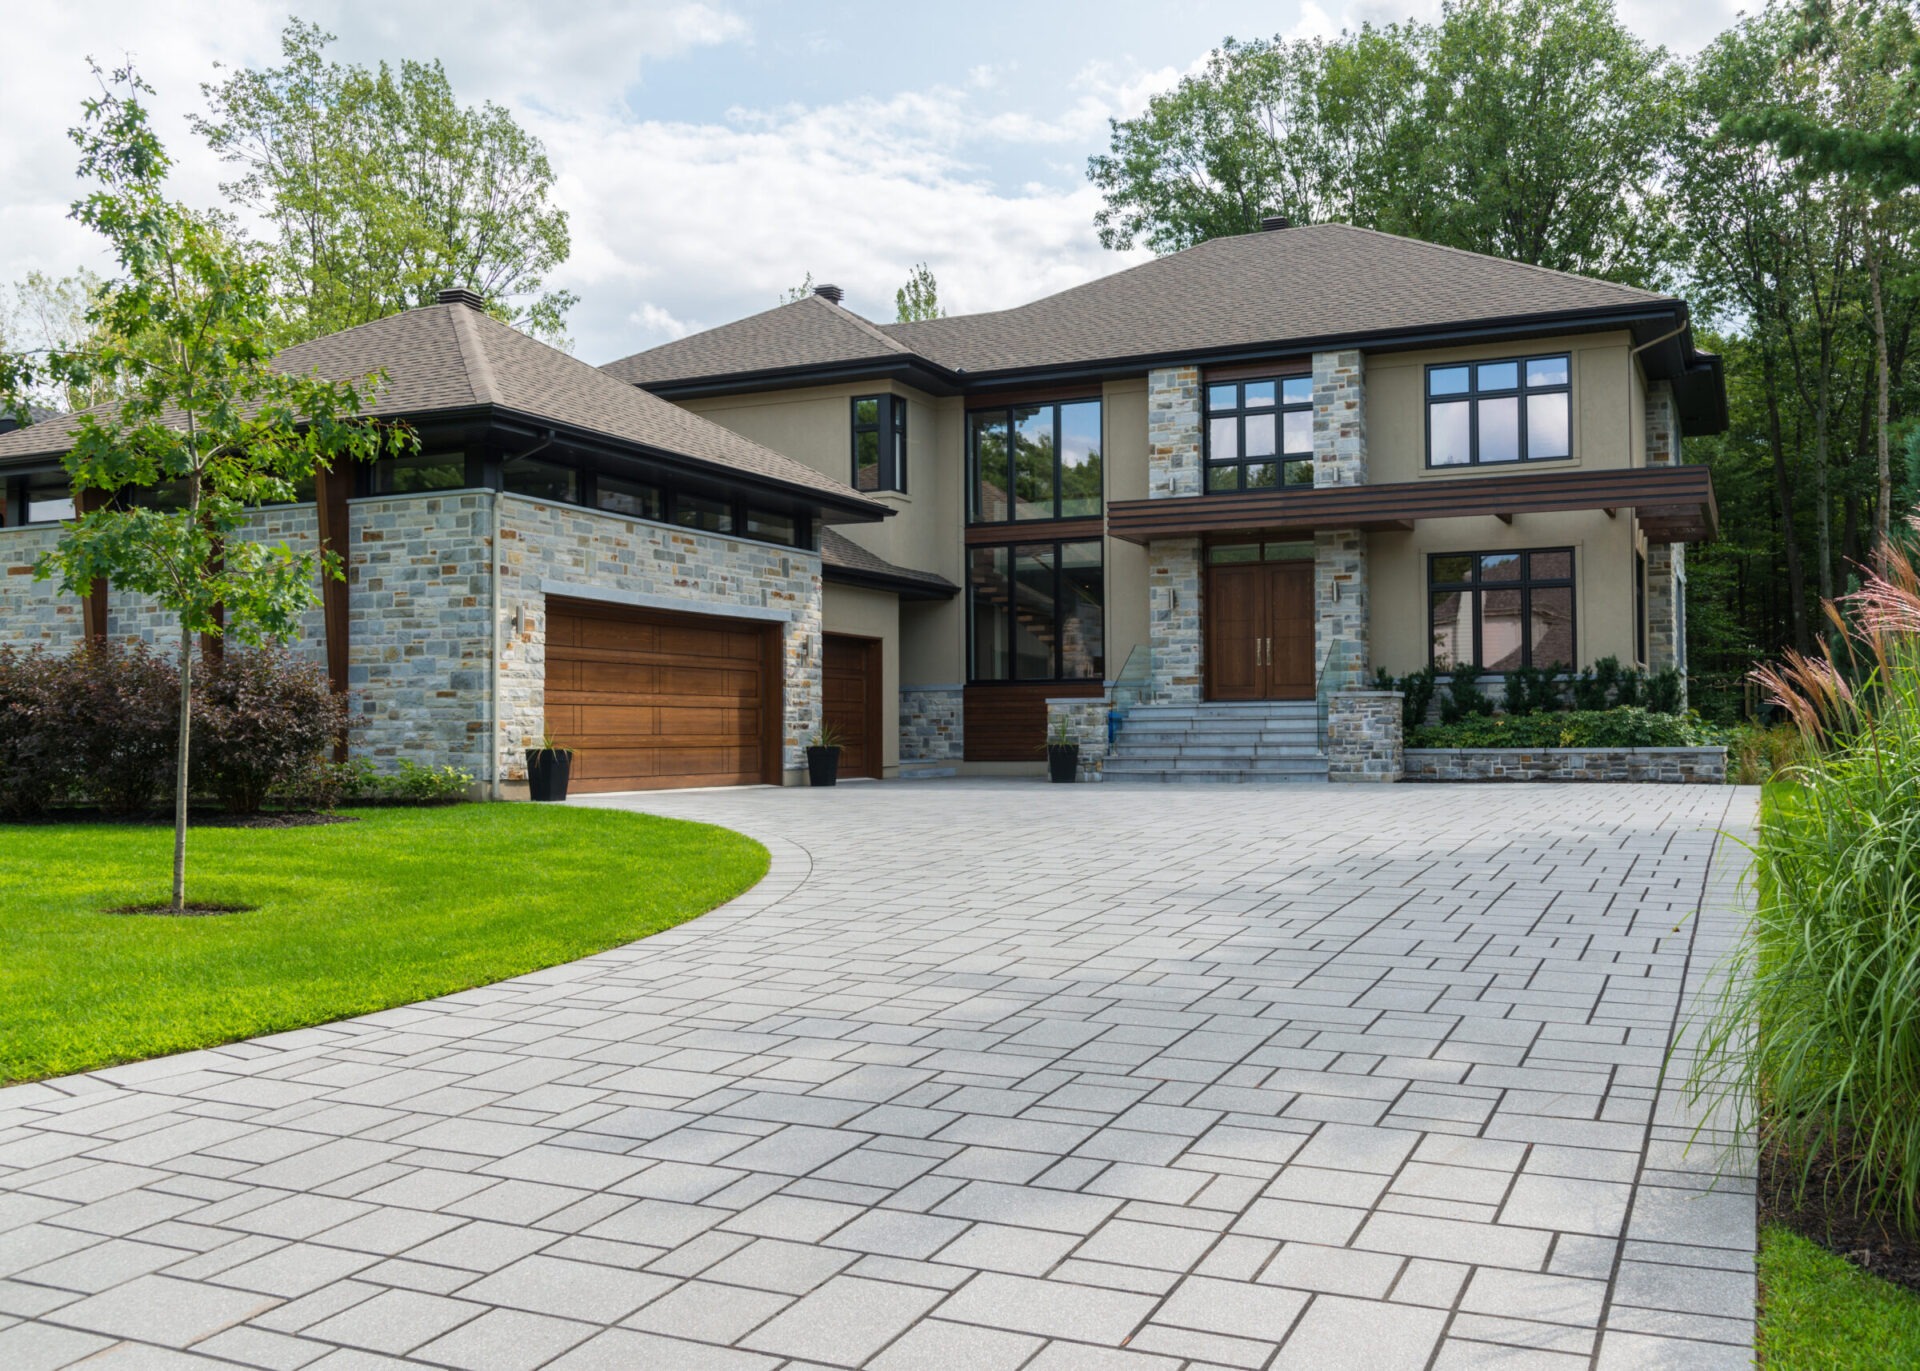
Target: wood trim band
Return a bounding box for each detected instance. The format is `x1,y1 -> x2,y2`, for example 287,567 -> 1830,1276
1203,358 -> 1312,384
964,517 -> 1107,546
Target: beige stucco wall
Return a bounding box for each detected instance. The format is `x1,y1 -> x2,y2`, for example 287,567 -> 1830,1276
1102,378 -> 1150,685
823,581 -> 901,776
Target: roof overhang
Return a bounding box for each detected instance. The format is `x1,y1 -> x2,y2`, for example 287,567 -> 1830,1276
1106,465 -> 1718,546
822,563 -> 958,600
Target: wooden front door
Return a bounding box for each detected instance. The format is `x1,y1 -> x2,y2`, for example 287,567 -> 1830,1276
822,634 -> 882,779
1206,560 -> 1314,701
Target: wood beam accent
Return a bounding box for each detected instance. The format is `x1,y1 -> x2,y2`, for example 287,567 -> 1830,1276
1106,464 -> 1717,546
313,464 -> 352,762
74,488 -> 109,639
1202,357 -> 1312,384
964,516 -> 1106,546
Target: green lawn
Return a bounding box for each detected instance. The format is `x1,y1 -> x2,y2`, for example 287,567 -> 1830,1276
0,805 -> 767,1084
1760,1226 -> 1920,1367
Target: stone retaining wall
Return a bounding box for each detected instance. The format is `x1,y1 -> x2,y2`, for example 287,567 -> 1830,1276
1405,746 -> 1727,785
900,686 -> 962,762
1045,696 -> 1111,782
1327,690 -> 1402,782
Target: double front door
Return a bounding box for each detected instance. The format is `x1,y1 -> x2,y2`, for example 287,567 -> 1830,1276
1207,560 -> 1313,700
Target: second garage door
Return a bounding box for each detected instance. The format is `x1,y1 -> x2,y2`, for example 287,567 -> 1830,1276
544,598 -> 777,793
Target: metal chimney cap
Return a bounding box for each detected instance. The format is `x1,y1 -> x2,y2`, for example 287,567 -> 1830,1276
1259,214 -> 1292,232
812,283 -> 845,304
437,287 -> 488,310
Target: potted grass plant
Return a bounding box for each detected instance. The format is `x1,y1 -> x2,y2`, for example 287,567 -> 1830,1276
1047,713 -> 1080,784
525,729 -> 574,802
806,723 -> 844,787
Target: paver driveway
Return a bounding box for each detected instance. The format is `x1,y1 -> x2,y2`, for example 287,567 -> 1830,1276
0,781 -> 1757,1371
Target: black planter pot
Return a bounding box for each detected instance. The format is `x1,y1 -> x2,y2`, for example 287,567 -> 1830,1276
807,746 -> 841,787
525,748 -> 572,802
1048,743 -> 1079,784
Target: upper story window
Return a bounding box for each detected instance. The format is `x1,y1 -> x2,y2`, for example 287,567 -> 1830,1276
969,400 -> 1102,524
378,450 -> 468,493
852,395 -> 907,493
1429,548 -> 1574,672
1427,354 -> 1571,467
1206,376 -> 1313,492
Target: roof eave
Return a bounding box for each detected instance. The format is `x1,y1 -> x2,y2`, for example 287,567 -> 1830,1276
823,564 -> 958,600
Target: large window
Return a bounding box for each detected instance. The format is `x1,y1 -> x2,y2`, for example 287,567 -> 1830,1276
969,539 -> 1103,681
1427,354 -> 1572,467
379,451 -> 468,493
852,395 -> 907,493
1206,375 -> 1313,492
969,400 -> 1101,523
1429,549 -> 1574,671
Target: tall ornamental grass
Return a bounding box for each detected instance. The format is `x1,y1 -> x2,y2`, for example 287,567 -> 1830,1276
1696,528 -> 1920,1229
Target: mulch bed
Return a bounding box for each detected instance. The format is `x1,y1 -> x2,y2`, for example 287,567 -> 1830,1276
106,902 -> 257,917
1761,1137 -> 1920,1293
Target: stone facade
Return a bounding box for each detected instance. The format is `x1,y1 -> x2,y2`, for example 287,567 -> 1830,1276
1327,690 -> 1403,782
1045,695 -> 1111,781
1312,349 -> 1368,487
1147,536 -> 1202,703
1314,529 -> 1369,692
0,525 -> 85,650
1147,366 -> 1203,499
1404,746 -> 1727,785
1642,380 -> 1686,703
899,686 -> 962,762
495,493 -> 823,785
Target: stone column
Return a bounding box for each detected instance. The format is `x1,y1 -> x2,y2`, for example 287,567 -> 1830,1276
1642,381 -> 1685,703
1327,690 -> 1403,782
1146,366 -> 1205,701
1311,350 -> 1370,686
1312,350 -> 1367,487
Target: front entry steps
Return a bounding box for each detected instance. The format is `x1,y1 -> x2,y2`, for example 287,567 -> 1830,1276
1104,700 -> 1329,784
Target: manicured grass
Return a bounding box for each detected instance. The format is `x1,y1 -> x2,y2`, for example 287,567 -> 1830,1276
0,805 -> 767,1084
1760,1225 -> 1920,1368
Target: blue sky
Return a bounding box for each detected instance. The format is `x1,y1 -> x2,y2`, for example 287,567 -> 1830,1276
2,1 -> 1742,367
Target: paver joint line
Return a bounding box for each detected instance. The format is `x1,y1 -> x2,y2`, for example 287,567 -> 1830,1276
0,780 -> 1758,1371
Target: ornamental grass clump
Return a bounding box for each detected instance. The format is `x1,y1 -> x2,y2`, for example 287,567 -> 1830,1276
1693,527 -> 1920,1231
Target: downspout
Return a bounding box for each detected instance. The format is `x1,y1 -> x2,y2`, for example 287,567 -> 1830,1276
490,430 -> 557,801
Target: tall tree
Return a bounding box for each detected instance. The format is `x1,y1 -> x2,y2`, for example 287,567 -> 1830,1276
0,269 -> 112,412
195,20 -> 576,346
895,263 -> 942,322
0,66 -> 409,910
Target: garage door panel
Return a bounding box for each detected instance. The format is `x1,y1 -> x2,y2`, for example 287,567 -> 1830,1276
545,599 -> 775,793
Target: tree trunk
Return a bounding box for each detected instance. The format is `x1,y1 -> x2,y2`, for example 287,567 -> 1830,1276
172,624 -> 192,911
1763,358 -> 1809,652
1814,360 -> 1834,605
1867,230 -> 1893,562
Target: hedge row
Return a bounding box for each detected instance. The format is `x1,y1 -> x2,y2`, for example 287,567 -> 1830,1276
1408,707 -> 1726,750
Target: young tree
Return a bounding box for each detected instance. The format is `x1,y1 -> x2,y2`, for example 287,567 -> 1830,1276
0,66 -> 410,910
895,263 -> 942,322
195,20 -> 576,347
780,272 -> 816,305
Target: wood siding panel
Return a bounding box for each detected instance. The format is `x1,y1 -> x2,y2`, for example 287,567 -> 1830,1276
963,681 -> 1102,762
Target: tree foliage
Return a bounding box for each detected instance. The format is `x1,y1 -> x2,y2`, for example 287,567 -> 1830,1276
0,65 -> 411,907
895,263 -> 942,322
195,20 -> 575,347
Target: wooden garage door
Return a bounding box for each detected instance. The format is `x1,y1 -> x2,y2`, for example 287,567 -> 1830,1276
823,634 -> 882,780
544,598 -> 776,793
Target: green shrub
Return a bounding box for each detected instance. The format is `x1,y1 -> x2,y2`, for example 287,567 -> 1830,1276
384,760 -> 473,803
1645,667 -> 1685,716
1410,707 -> 1723,750
1692,537 -> 1920,1231
194,648 -> 354,814
38,640 -> 180,816
1572,655 -> 1646,710
1438,664 -> 1495,724
1501,662 -> 1568,716
1726,722 -> 1805,784
0,648 -> 63,819
1373,664 -> 1438,729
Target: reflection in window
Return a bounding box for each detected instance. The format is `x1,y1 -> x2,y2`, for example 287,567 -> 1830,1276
1428,548 -> 1575,672
504,458 -> 577,503
968,539 -> 1103,681
968,401 -> 1101,523
674,493 -> 733,534
1426,354 -> 1571,466
597,475 -> 661,520
745,508 -> 799,547
1205,374 -> 1312,492
23,473 -> 74,523
382,451 -> 467,493
852,395 -> 906,493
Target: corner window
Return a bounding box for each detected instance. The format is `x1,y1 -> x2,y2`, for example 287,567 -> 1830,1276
968,400 -> 1102,523
380,451 -> 467,493
1427,354 -> 1571,467
1429,548 -> 1574,671
852,395 -> 907,493
968,538 -> 1103,681
23,473 -> 75,524
1206,375 -> 1313,492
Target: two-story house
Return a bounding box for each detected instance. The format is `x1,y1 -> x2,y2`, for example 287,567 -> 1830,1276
0,225 -> 1722,793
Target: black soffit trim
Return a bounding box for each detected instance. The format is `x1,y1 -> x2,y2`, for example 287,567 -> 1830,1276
822,565 -> 958,601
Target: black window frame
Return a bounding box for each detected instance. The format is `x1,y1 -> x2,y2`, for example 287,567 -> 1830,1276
851,394 -> 907,494
1427,547 -> 1576,673
1203,374 -> 1314,493
966,536 -> 1105,683
966,398 -> 1103,525
1424,353 -> 1573,468
1634,548 -> 1648,666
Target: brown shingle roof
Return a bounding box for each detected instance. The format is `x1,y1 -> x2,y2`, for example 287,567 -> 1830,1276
819,529 -> 956,599
606,224 -> 1680,387
0,303 -> 888,515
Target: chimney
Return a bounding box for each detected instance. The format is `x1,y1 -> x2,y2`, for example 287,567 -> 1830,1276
812,284 -> 845,304
437,286 -> 487,311
1260,214 -> 1292,232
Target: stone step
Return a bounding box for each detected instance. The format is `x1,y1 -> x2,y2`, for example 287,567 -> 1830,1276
897,762 -> 959,780
1117,727 -> 1322,745
1124,704 -> 1318,720
1103,766 -> 1330,784
1110,745 -> 1328,762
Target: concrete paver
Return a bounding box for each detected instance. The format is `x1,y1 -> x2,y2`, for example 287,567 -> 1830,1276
0,780 -> 1756,1367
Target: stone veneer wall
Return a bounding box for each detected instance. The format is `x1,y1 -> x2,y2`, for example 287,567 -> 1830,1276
899,686 -> 962,762
1045,696 -> 1110,781
1404,746 -> 1726,784
1312,350 -> 1368,487
107,505 -> 329,652
1326,690 -> 1402,782
1642,381 -> 1685,700
1144,367 -> 1205,703
1311,351 -> 1370,689
0,525 -> 86,650
495,493 -> 822,784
